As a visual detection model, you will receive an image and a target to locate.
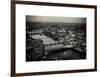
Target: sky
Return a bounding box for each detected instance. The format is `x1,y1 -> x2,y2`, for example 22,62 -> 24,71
26,15 -> 86,23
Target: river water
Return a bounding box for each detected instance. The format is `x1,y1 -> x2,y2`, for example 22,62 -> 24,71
31,34 -> 58,45
30,34 -> 84,60
30,34 -> 64,50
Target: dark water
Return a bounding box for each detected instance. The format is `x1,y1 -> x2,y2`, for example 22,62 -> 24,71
51,49 -> 85,60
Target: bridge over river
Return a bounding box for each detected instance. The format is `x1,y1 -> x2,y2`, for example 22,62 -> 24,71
30,33 -> 73,51
26,33 -> 86,61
